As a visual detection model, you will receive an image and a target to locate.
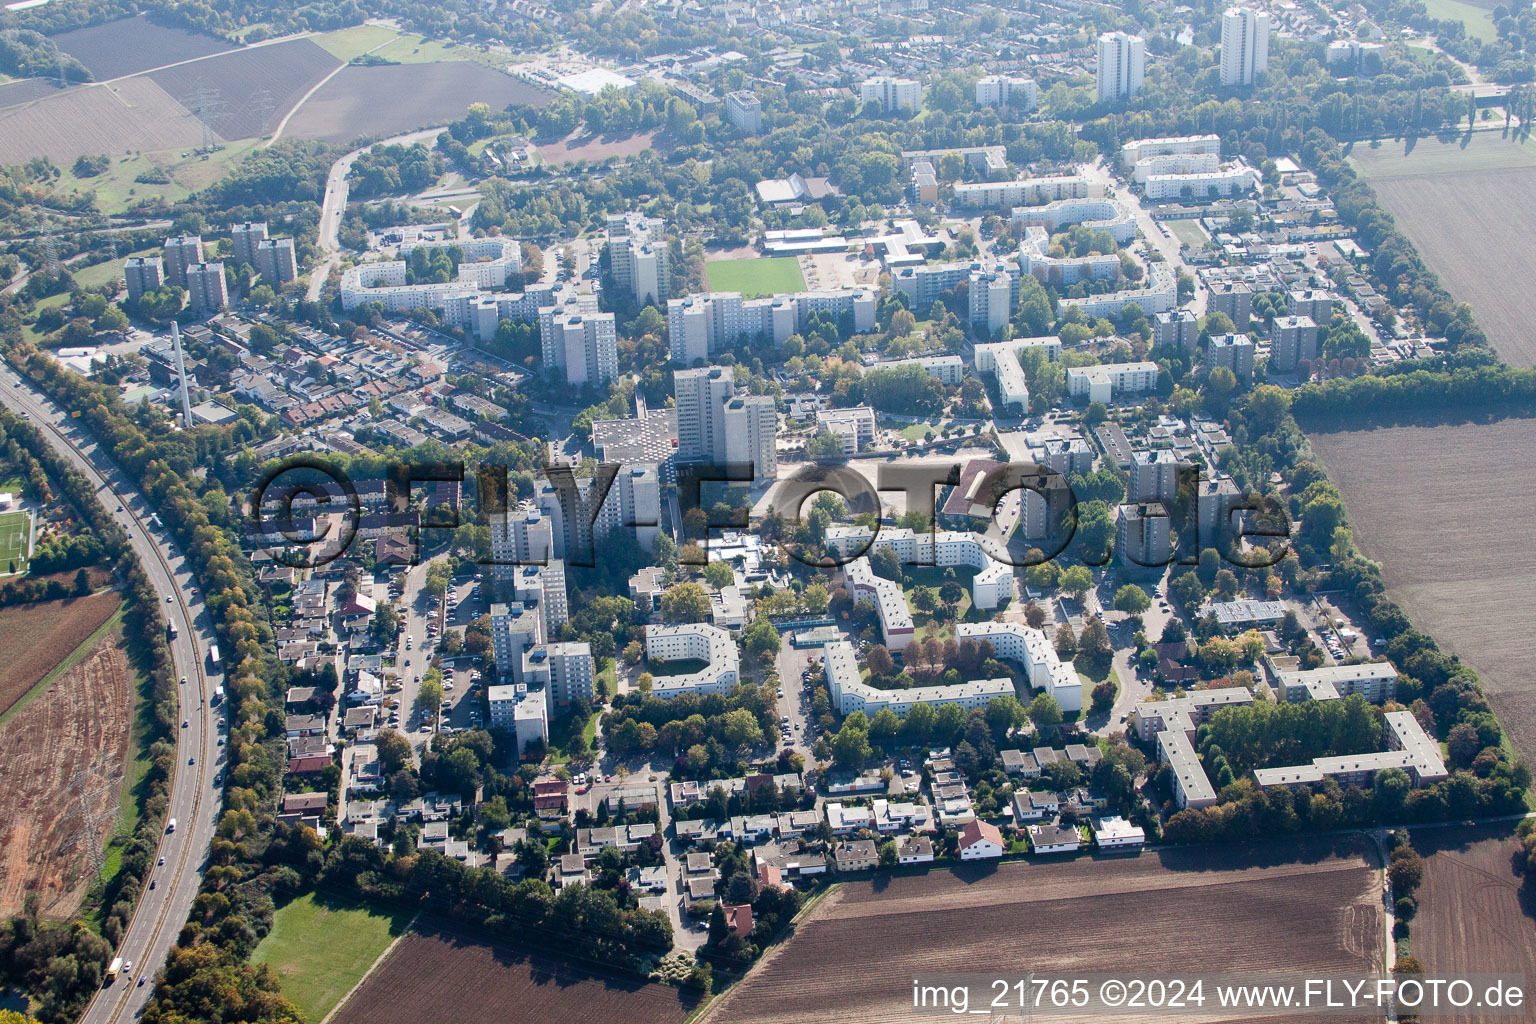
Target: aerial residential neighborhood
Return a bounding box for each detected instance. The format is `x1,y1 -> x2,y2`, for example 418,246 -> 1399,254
0,0 -> 1533,1022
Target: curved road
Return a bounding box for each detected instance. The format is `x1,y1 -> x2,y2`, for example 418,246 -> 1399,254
307,127 -> 444,302
0,373 -> 223,1024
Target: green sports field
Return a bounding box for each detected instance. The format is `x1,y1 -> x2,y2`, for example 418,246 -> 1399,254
0,509 -> 31,575
1420,0 -> 1497,42
705,256 -> 807,298
252,893 -> 414,1022
1166,219 -> 1210,248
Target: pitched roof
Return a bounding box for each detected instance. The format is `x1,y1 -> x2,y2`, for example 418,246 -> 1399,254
959,818 -> 1004,848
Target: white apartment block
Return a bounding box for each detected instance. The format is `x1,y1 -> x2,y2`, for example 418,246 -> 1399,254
488,683 -> 548,753
829,526 -> 1013,613
1066,361 -> 1159,403
970,268 -> 1013,337
899,146 -> 1008,176
816,406 -> 878,453
254,237 -> 298,285
1096,32 -> 1146,103
1132,152 -> 1222,183
666,289 -> 875,363
186,262 -> 228,314
538,298 -> 619,387
1133,688 -> 1255,808
231,221 -> 268,268
124,256 -> 163,303
674,366 -> 778,483
842,556 -> 915,651
162,234 -> 204,288
1142,161 -> 1261,201
1010,196 -> 1137,244
956,621 -> 1082,712
606,213 -> 672,305
594,463 -> 661,552
1273,662 -> 1399,704
1221,7 -> 1271,87
725,90 -> 762,132
521,641 -> 595,704
340,238 -> 548,341
822,640 -> 1014,718
953,174 -> 1093,209
975,335 -> 1062,411
1155,309 -> 1200,352
867,354 -> 963,386
1253,711 -> 1448,789
859,76 -> 923,112
1119,135 -> 1222,169
976,75 -> 1038,110
645,623 -> 741,698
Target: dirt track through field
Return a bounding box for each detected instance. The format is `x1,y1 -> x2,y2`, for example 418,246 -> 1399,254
0,625 -> 132,917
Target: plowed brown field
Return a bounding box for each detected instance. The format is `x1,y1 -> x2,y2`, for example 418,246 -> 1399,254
706,838 -> 1384,1024
330,921 -> 701,1024
0,623 -> 132,917
1411,823 -> 1536,1023
0,590 -> 122,717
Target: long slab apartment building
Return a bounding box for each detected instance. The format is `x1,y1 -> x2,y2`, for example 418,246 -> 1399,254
1134,661 -> 1446,809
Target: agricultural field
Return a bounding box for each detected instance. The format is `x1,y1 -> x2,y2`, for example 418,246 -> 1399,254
0,78 -> 206,167
285,63 -> 552,143
329,921 -> 702,1024
251,894 -> 415,1023
0,509 -> 31,575
146,38 -> 341,141
52,16 -> 233,80
705,256 -> 808,298
1410,822 -> 1536,1021
1350,134 -> 1536,366
0,78 -> 60,108
705,838 -> 1383,1024
1309,418 -> 1536,765
0,617 -> 131,918
0,591 -> 123,720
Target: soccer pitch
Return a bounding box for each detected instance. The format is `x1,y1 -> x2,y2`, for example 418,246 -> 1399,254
705,256 -> 807,298
0,510 -> 32,574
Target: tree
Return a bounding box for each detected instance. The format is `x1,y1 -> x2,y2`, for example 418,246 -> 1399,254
1028,693 -> 1063,731
661,582 -> 711,623
742,618 -> 781,663
1059,565 -> 1094,599
1079,618 -> 1112,669
704,561 -> 735,589
416,670 -> 445,715
1090,680 -> 1116,714
1113,584 -> 1151,616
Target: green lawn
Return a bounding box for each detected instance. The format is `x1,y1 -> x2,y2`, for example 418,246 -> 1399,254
1420,0 -> 1497,41
1350,132 -> 1536,181
1166,219 -> 1209,248
312,23 -> 400,60
252,894 -> 414,1023
0,509 -> 32,575
705,256 -> 807,298
370,33 -> 475,65
48,140 -> 264,216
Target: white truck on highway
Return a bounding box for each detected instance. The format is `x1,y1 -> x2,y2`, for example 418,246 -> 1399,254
106,957 -> 123,983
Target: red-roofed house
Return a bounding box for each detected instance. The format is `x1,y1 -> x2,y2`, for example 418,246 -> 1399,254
723,903 -> 754,938
958,819 -> 1005,860
533,779 -> 569,819
757,861 -> 784,889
